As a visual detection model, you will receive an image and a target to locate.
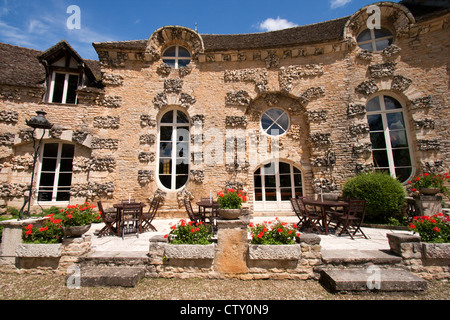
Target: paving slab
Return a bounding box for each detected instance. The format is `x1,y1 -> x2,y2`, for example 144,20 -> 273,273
320,268 -> 428,292
321,249 -> 402,264
74,266 -> 145,287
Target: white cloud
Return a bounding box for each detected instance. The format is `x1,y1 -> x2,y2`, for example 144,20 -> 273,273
258,17 -> 298,32
330,0 -> 352,9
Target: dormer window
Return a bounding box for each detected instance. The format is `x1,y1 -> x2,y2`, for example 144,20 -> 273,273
49,72 -> 79,104
357,28 -> 393,52
162,45 -> 191,69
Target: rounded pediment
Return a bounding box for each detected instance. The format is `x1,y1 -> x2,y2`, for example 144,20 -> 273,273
146,26 -> 204,62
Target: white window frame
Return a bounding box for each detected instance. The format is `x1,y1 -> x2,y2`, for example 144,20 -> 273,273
162,45 -> 191,69
357,28 -> 393,52
157,109 -> 190,191
260,108 -> 290,137
253,161 -> 303,211
366,93 -> 415,183
36,142 -> 74,205
48,71 -> 79,104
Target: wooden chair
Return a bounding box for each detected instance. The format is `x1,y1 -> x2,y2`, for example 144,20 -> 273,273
326,196 -> 349,228
141,197 -> 161,232
292,197 -> 323,233
290,198 -> 307,231
120,203 -> 143,239
96,201 -> 117,237
184,198 -> 203,223
336,199 -> 368,240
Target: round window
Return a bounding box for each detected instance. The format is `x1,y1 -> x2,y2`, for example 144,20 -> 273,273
357,28 -> 393,52
162,45 -> 191,69
261,108 -> 290,136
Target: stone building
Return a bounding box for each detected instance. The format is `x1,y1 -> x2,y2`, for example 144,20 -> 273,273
0,1 -> 449,217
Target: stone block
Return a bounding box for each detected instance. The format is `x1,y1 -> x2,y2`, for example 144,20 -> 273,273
387,233 -> 421,256
248,244 -> 300,260
164,243 -> 215,260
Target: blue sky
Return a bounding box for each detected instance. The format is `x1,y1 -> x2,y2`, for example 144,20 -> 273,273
0,0 -> 399,60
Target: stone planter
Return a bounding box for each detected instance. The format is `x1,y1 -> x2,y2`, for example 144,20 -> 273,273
422,242 -> 450,266
419,188 -> 440,195
218,208 -> 242,220
248,243 -> 301,269
62,224 -> 91,238
164,243 -> 216,260
15,243 -> 62,269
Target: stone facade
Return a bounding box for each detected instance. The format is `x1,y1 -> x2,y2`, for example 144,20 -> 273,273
0,1 -> 449,217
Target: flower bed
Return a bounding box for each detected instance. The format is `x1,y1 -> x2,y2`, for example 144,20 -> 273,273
408,213 -> 449,243
248,218 -> 300,245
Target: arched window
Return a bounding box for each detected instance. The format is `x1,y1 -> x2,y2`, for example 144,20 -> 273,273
158,109 -> 190,191
162,45 -> 191,69
254,161 -> 303,210
37,142 -> 74,202
357,28 -> 393,52
260,108 -> 290,136
366,94 -> 413,182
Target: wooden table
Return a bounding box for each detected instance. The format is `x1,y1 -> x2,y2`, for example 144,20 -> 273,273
302,198 -> 348,235
196,200 -> 219,228
113,202 -> 146,236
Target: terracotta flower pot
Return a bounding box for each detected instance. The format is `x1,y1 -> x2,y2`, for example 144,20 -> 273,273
218,208 -> 243,220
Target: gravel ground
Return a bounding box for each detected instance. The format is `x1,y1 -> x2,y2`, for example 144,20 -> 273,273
0,272 -> 448,301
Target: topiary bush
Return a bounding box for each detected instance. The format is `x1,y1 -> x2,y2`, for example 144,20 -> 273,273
342,172 -> 406,224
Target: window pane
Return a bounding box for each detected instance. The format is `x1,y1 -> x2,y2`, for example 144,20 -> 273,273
266,108 -> 283,119
268,123 -> 283,136
38,191 -> 53,202
384,96 -> 402,110
162,59 -> 176,68
176,159 -> 189,174
161,111 -> 174,123
177,111 -> 189,124
368,114 -> 383,131
176,175 -> 188,189
39,173 -> 55,186
357,29 -> 372,42
61,144 -> 74,158
387,112 -> 405,130
393,149 -> 412,167
178,47 -> 191,57
177,127 -> 189,142
295,188 -> 303,198
370,132 -> 387,149
366,96 -> 381,112
372,150 -> 389,168
66,75 -> 78,104
159,175 -> 172,189
163,47 -> 176,57
52,73 -> 65,103
255,188 -> 263,201
160,142 -> 172,157
395,167 -> 412,183
56,191 -> 71,202
264,175 -> 276,188
279,162 -> 291,174
176,142 -> 189,158
254,174 -> 262,188
59,158 -> 73,172
279,174 -> 291,187
261,116 -> 272,130
280,188 -> 292,201
43,143 -> 58,157
293,174 -> 302,186
41,159 -> 57,172
375,39 -> 392,51
159,159 -> 172,174
278,113 -> 289,130
265,189 -> 277,201
358,42 -> 374,51
58,173 -> 72,187
178,60 -> 191,68
160,127 -> 173,141
264,162 -> 276,175
374,28 -> 392,39
390,131 -> 408,148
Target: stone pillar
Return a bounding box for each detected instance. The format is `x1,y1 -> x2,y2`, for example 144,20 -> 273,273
214,216 -> 251,274
0,217 -> 48,267
413,195 -> 442,216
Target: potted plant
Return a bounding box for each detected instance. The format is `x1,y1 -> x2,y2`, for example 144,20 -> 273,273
60,202 -> 98,237
22,214 -> 64,244
216,189 -> 247,220
407,173 -> 450,196
408,213 -> 449,243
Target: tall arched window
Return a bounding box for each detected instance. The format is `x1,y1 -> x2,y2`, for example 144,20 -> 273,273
37,142 -> 74,202
158,109 -> 190,191
254,161 -> 303,210
366,94 -> 413,182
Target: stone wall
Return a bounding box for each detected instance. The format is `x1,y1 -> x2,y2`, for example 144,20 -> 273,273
0,4 -> 448,217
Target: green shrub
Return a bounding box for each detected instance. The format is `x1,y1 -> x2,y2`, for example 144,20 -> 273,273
342,172 -> 406,224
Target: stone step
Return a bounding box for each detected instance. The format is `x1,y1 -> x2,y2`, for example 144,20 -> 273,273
70,266 -> 146,287
320,268 -> 428,292
79,251 -> 150,267
321,249 -> 402,265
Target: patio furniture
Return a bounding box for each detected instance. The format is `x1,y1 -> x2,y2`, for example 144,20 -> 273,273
96,201 -> 118,237
115,202 -> 145,239
184,198 -> 203,223
290,198 -> 307,231
302,198 -> 349,235
336,199 -> 368,240
405,197 -> 419,222
326,196 -> 350,228
294,197 -> 323,233
197,198 -> 219,231
141,197 -> 161,232
121,199 -> 136,204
